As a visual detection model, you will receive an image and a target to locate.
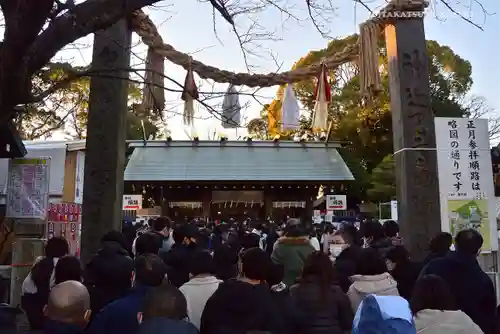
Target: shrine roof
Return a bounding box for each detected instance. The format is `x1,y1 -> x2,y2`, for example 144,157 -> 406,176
124,140 -> 354,182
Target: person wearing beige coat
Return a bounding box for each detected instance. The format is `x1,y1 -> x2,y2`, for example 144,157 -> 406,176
346,248 -> 400,312
414,309 -> 483,334
347,272 -> 399,312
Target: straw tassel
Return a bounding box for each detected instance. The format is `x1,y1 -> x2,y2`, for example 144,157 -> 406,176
182,58 -> 198,125
359,21 -> 382,100
141,47 -> 165,114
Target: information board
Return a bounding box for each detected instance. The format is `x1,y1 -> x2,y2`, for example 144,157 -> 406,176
326,195 -> 347,211
6,157 -> 51,220
122,194 -> 143,210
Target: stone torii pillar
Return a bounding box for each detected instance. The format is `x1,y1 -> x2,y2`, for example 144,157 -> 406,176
80,21 -> 132,262
384,3 -> 441,259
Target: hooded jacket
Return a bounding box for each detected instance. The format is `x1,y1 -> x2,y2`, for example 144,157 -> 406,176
414,309 -> 483,334
84,241 -> 134,315
180,276 -> 222,330
420,251 -> 496,334
347,272 -> 399,312
352,295 -> 415,334
199,279 -> 284,334
271,237 -> 315,286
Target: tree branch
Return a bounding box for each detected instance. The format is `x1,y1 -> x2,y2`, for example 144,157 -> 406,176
1,0 -> 54,55
209,0 -> 234,24
25,0 -> 163,77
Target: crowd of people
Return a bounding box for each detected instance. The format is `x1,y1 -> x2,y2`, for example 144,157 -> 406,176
0,216 -> 498,334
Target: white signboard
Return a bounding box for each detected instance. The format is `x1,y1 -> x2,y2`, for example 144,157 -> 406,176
390,200 -> 398,221
122,194 -> 143,210
74,152 -> 85,204
6,157 -> 51,220
435,118 -> 497,251
326,195 -> 347,210
0,144 -> 66,196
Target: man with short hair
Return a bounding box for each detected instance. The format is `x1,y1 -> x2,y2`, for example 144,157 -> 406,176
33,281 -> 91,334
87,254 -> 168,334
133,217 -> 174,257
137,284 -> 198,334
134,232 -> 163,257
420,229 -> 496,334
162,223 -> 201,288
382,220 -> 403,246
200,248 -> 284,334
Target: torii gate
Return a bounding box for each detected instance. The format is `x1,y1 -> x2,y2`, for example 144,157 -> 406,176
80,0 -> 440,261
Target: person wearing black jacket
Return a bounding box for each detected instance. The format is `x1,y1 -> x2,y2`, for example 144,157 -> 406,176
290,251 -> 353,334
385,246 -> 421,301
420,229 -> 497,334
200,248 -> 285,334
332,224 -> 363,293
422,232 -> 453,266
361,221 -> 393,258
162,224 -> 200,287
84,232 -> 134,316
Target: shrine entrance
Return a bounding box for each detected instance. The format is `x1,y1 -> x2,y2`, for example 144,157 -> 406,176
211,190 -> 264,220
83,0 -> 440,260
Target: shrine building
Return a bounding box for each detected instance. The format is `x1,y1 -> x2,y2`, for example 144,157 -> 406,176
123,140 -> 354,222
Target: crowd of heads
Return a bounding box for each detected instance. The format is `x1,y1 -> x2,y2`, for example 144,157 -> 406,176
13,211 -> 492,334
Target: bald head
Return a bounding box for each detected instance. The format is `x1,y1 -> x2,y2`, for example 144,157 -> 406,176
46,281 -> 90,323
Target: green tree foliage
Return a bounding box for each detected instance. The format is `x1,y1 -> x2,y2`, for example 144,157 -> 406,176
14,65 -> 160,140
266,35 -> 479,200
366,155 -> 396,202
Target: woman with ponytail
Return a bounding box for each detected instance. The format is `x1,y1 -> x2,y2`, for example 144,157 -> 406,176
21,237 -> 69,330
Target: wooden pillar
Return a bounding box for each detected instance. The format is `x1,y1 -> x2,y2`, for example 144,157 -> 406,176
304,197 -> 313,222
81,21 -> 132,263
264,191 -> 273,219
202,190 -> 211,218
384,12 -> 441,259
62,152 -> 77,203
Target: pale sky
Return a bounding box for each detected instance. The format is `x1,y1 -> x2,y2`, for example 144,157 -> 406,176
50,0 -> 499,140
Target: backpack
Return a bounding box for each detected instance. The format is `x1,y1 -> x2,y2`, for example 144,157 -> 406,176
352,294 -> 416,334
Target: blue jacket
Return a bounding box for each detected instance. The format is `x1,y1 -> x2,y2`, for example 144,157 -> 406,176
352,295 -> 415,334
420,251 -> 497,334
138,318 -> 198,334
28,319 -> 86,334
87,286 -> 151,334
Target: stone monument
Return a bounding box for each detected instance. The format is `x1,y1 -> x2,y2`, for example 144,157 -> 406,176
384,5 -> 441,259
80,21 -> 132,262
